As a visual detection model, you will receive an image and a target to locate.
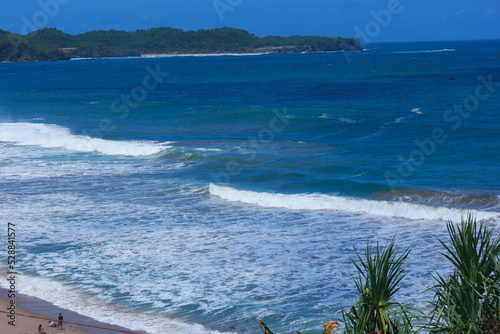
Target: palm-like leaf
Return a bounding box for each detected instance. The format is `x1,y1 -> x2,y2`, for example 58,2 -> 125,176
343,240 -> 418,334
257,320 -> 276,334
427,214 -> 500,334
439,214 -> 500,284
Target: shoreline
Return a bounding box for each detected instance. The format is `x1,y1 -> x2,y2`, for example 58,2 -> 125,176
70,52 -> 269,61
2,49 -> 360,63
140,52 -> 268,58
1,52 -> 272,63
0,289 -> 145,334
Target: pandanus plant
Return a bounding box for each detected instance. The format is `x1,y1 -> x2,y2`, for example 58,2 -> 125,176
342,240 -> 417,334
427,214 -> 500,334
256,215 -> 499,334
257,241 -> 416,334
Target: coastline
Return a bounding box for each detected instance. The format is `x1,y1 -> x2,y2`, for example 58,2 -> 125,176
140,52 -> 268,58
0,289 -> 144,334
2,49 -> 361,63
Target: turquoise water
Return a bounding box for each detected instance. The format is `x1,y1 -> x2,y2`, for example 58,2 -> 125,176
0,40 -> 499,334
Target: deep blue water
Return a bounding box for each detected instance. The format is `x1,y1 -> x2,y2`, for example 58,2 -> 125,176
0,40 -> 499,334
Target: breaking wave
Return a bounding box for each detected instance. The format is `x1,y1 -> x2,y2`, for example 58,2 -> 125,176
209,184 -> 499,222
0,122 -> 171,156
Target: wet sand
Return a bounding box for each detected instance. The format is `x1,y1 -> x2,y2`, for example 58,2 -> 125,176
0,289 -> 144,334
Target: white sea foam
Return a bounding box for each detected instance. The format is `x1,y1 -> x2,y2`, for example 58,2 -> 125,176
356,116 -> 405,140
193,148 -> 223,152
339,117 -> 356,123
393,49 -> 456,54
0,122 -> 171,156
209,184 -> 499,222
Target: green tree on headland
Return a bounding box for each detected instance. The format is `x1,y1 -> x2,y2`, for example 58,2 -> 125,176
0,29 -> 68,61
0,26 -> 362,62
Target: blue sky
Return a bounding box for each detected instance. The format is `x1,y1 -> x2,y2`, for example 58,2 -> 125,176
1,0 -> 499,42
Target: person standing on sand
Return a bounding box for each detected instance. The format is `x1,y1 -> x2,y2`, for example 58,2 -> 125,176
57,313 -> 64,330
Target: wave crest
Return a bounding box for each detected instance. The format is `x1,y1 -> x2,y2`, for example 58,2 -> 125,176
209,184 -> 499,222
0,122 -> 171,156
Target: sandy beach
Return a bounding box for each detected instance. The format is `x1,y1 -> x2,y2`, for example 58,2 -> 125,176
0,297 -> 93,334
0,291 -> 143,334
140,52 -> 267,57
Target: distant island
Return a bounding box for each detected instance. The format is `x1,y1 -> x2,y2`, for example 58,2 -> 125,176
0,27 -> 362,62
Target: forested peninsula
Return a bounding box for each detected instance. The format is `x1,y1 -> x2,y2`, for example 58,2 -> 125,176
0,26 -> 362,62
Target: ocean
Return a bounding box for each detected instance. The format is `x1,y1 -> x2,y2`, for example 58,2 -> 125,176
0,40 -> 499,334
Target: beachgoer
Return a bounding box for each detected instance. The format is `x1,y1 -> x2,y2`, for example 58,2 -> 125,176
49,321 -> 57,327
57,313 -> 64,330
38,324 -> 46,334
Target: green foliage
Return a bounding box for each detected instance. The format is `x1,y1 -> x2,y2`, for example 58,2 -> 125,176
255,216 -> 499,334
0,27 -> 362,61
342,240 -> 418,334
255,35 -> 362,52
257,320 -> 276,334
0,29 -> 68,61
27,28 -> 72,47
426,214 -> 500,334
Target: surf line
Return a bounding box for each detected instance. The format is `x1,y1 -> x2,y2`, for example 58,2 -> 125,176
0,310 -> 143,334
